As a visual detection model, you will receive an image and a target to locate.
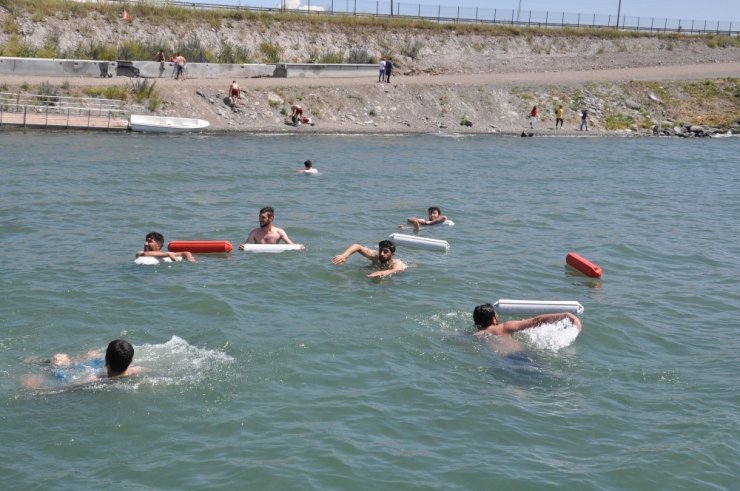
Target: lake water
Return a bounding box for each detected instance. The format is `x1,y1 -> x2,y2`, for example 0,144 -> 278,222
1,132 -> 738,490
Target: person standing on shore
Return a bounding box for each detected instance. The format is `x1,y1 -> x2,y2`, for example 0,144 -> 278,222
529,106 -> 539,129
156,49 -> 165,77
378,58 -> 386,83
555,104 -> 564,129
384,58 -> 393,83
580,109 -> 589,131
174,53 -> 186,80
229,80 -> 241,110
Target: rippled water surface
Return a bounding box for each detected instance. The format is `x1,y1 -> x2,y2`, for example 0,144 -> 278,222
1,132 -> 738,489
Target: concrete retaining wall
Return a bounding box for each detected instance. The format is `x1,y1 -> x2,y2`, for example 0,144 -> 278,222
281,63 -> 377,78
0,57 -> 116,78
134,61 -> 278,79
0,57 -> 376,80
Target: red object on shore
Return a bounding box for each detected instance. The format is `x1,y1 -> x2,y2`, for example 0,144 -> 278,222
566,252 -> 602,278
168,240 -> 233,254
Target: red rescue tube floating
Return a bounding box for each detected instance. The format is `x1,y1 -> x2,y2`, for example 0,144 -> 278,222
566,252 -> 602,278
168,240 -> 233,254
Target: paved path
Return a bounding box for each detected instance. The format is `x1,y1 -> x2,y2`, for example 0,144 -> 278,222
1,62 -> 738,90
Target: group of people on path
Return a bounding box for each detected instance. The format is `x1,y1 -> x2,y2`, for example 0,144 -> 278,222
529,104 -> 589,130
378,57 -> 393,83
155,50 -> 186,79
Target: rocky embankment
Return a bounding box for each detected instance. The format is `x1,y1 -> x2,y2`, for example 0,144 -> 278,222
1,5 -> 739,135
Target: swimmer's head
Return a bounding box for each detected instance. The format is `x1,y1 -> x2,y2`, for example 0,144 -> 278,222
378,240 -> 396,264
145,231 -> 164,251
105,339 -> 134,376
473,303 -> 497,330
304,160 -> 313,169
428,206 -> 441,220
259,207 -> 274,227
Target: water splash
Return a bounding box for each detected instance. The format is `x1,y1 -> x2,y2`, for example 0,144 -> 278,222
518,318 -> 581,352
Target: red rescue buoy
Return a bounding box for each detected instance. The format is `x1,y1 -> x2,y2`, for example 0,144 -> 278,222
168,240 -> 233,254
566,252 -> 602,278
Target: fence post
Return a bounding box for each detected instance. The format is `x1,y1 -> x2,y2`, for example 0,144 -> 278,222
457,6 -> 459,23
45,105 -> 48,127
475,7 -> 478,23
438,5 -> 440,23
67,108 -> 70,128
577,13 -> 580,27
493,8 -> 496,23
544,11 -> 547,26
561,12 -> 564,27
651,18 -> 654,32
23,105 -> 27,127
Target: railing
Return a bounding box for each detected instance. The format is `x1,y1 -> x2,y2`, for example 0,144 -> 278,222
0,92 -> 130,129
108,0 -> 739,36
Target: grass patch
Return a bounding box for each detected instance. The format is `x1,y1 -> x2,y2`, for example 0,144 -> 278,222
319,51 -> 344,64
82,85 -> 129,101
604,113 -> 635,130
259,41 -> 284,63
347,47 -> 371,64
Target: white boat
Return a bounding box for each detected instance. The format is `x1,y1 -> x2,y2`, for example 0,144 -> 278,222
129,114 -> 210,133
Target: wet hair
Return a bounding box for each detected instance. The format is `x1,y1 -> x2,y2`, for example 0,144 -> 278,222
105,339 -> 134,375
145,231 -> 164,248
259,206 -> 274,217
428,206 -> 441,215
304,160 -> 313,169
473,303 -> 497,330
378,240 -> 395,253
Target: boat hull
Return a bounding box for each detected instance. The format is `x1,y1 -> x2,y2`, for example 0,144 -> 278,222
129,114 -> 210,133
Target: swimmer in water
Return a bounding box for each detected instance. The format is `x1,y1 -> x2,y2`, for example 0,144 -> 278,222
238,206 -> 303,249
404,206 -> 449,232
332,239 -> 407,278
473,303 -> 581,355
23,339 -> 143,390
136,231 -> 197,263
297,159 -> 318,175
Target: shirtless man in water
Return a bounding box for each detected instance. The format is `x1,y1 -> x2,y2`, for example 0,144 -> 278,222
136,231 -> 196,263
238,206 -> 301,249
473,303 -> 582,355
405,206 -> 449,232
473,303 -> 582,336
332,239 -> 407,278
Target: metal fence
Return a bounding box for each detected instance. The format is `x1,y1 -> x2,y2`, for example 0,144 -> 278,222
0,92 -> 129,129
111,0 -> 738,36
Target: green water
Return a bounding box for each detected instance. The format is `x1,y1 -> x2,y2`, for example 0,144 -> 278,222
1,133 -> 738,489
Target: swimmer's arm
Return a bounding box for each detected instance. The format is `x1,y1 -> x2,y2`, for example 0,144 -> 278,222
367,260 -> 406,278
178,251 -> 197,263
332,244 -> 373,265
502,312 -> 580,334
427,216 -> 448,225
239,229 -> 259,249
277,228 -> 295,245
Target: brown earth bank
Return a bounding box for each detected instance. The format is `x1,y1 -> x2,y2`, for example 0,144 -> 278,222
1,4 -> 740,136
